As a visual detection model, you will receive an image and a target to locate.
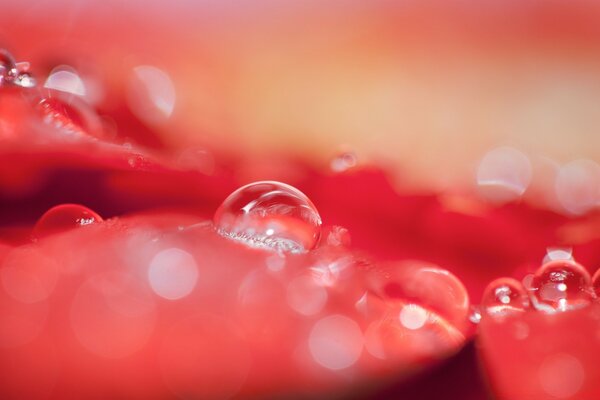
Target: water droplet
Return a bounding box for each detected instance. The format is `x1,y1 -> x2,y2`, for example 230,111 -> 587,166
543,247 -> 573,265
369,263 -> 470,331
33,204 -> 102,238
44,66 -> 86,97
0,51 -> 35,88
0,50 -> 18,86
325,225 -> 351,247
481,277 -> 529,317
529,260 -> 593,313
330,151 -> 357,173
214,181 -> 322,254
469,306 -> 482,324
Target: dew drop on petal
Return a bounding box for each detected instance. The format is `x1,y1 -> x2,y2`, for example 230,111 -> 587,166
370,263 -> 470,331
476,146 -> 532,203
468,306 -> 482,324
542,246 -> 573,265
481,277 -> 529,317
555,159 -> 600,215
214,181 -> 322,254
0,50 -> 19,87
44,66 -> 86,97
529,260 -> 593,313
147,248 -> 199,300
33,203 -> 102,238
325,225 -> 351,247
308,314 -> 363,370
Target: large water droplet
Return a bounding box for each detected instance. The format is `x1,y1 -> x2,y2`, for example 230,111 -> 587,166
481,277 -> 529,317
33,204 -> 102,238
529,260 -> 593,313
214,181 -> 322,254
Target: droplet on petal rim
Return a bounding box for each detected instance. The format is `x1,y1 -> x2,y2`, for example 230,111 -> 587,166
214,181 -> 322,254
33,204 -> 102,238
368,262 -> 471,332
529,260 -> 594,313
542,246 -> 573,265
481,277 -> 529,318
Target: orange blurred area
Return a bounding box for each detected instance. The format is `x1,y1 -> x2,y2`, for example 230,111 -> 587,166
2,0 -> 600,192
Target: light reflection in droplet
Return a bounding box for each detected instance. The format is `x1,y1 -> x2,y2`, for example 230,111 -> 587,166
308,314 -> 364,370
555,159 -> 600,215
127,65 -> 176,126
147,248 -> 199,300
476,146 -> 532,203
539,353 -> 585,399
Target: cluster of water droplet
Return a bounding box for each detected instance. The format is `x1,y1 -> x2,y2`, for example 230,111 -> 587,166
478,253 -> 599,320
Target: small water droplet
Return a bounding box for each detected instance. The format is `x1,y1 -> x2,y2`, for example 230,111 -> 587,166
33,204 -> 102,238
0,51 -> 35,88
543,246 -> 573,265
325,225 -> 351,247
482,277 -> 529,317
469,306 -> 482,324
214,181 -> 322,254
529,260 -> 593,313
